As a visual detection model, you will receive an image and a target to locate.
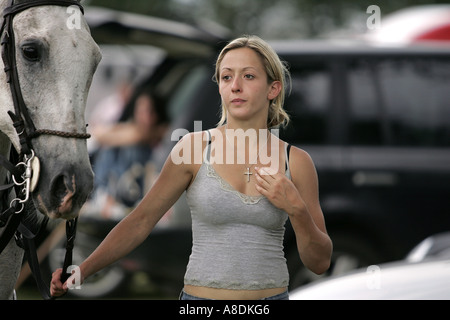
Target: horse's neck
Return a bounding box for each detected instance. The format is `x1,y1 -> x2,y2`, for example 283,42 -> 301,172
0,133 -> 10,238
0,1 -> 8,16
0,0 -> 12,155
0,132 -> 11,189
0,129 -> 22,302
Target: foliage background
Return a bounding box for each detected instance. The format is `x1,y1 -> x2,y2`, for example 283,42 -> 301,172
83,0 -> 450,39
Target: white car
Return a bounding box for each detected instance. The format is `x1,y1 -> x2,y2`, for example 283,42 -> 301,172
291,232 -> 450,300
365,5 -> 450,44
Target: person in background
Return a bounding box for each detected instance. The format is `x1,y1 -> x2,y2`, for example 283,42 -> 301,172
87,82 -> 134,154
88,91 -> 168,218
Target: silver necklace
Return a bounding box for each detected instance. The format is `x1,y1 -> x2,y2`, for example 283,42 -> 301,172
224,125 -> 270,182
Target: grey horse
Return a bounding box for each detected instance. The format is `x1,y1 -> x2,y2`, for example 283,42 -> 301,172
0,0 -> 101,299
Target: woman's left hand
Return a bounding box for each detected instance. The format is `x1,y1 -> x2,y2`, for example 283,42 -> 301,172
254,166 -> 306,216
255,152 -> 333,275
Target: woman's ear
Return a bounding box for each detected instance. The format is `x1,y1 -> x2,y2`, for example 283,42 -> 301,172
267,81 -> 282,100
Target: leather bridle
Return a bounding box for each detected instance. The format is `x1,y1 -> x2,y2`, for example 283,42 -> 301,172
1,0 -> 89,156
0,0 -> 90,300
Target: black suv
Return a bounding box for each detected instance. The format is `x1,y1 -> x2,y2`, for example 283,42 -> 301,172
151,40 -> 450,288
53,8 -> 450,297
273,41 -> 450,285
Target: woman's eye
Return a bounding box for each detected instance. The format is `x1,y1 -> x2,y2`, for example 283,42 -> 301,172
244,74 -> 255,79
222,75 -> 231,81
21,45 -> 40,61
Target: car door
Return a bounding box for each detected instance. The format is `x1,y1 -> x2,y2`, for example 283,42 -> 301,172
346,53 -> 450,257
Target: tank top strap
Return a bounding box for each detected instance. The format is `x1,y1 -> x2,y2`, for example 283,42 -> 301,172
204,130 -> 212,163
285,143 -> 292,180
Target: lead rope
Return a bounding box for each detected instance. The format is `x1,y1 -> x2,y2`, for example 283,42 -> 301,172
60,217 -> 77,284
17,217 -> 78,300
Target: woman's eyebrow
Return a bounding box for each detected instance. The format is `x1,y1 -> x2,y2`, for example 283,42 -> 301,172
221,66 -> 258,72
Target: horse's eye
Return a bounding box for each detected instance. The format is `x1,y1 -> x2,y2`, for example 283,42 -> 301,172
21,45 -> 40,61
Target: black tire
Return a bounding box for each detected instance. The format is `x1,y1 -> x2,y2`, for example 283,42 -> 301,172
46,235 -> 128,299
287,232 -> 384,290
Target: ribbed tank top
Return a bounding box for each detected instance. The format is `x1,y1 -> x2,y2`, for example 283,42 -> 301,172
184,131 -> 291,290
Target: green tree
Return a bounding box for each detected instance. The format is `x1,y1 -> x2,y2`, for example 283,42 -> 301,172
85,0 -> 450,39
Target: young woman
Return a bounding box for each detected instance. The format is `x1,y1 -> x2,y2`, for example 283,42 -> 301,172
50,35 -> 332,300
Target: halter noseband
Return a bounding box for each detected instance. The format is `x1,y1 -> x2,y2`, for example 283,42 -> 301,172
1,0 -> 89,156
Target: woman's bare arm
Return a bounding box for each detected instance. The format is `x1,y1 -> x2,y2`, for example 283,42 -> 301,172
51,132 -> 202,295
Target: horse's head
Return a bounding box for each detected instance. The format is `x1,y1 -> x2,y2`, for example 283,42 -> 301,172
0,1 -> 101,219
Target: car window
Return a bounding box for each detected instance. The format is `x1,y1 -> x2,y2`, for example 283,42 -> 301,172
280,64 -> 331,145
349,57 -> 450,147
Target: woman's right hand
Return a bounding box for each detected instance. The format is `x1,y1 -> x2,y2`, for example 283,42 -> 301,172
50,267 -> 84,297
50,268 -> 68,297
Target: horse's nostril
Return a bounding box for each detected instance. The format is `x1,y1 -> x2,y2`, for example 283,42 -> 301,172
51,175 -> 69,201
52,176 -> 66,200
49,173 -> 77,217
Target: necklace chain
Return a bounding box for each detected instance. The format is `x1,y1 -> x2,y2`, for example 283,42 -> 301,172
224,124 -> 270,182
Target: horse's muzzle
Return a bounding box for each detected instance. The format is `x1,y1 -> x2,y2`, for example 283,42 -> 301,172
35,165 -> 94,219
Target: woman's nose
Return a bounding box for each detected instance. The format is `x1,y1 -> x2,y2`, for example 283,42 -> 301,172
231,78 -> 241,92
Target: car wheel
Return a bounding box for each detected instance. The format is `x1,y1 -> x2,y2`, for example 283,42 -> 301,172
67,262 -> 128,299
46,237 -> 128,299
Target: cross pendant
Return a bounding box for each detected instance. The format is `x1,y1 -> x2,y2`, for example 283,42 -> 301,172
244,167 -> 253,182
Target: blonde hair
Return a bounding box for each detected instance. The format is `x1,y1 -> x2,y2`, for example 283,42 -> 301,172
214,35 -> 290,128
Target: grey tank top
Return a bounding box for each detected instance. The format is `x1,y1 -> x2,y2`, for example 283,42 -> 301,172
184,131 -> 291,290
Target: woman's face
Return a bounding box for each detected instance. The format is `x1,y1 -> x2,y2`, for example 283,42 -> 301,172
135,95 -> 156,128
218,47 -> 280,124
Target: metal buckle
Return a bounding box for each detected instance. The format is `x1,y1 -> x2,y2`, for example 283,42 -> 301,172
10,150 -> 36,213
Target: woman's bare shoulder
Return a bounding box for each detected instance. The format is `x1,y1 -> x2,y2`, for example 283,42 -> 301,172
170,130 -> 210,167
286,144 -> 318,182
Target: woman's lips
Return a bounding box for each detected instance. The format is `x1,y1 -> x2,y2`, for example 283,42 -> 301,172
231,98 -> 246,105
